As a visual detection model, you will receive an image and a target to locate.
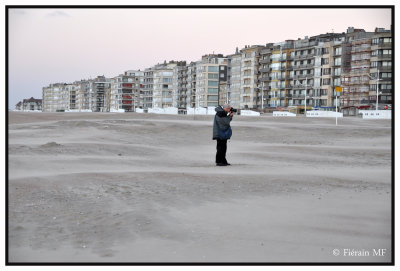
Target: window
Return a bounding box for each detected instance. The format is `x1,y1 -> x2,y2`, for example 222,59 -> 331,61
220,73 -> 225,78
208,88 -> 218,94
208,95 -> 218,101
208,81 -> 218,87
208,66 -> 218,72
334,68 -> 341,76
381,72 -> 392,78
334,47 -> 342,55
323,68 -> 331,75
334,58 -> 342,66
322,78 -> 331,85
382,61 -> 392,67
208,74 -> 219,79
322,58 -> 329,65
381,84 -> 392,90
382,49 -> 392,55
220,66 -> 225,71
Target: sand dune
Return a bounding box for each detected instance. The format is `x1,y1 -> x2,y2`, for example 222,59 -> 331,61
8,112 -> 392,263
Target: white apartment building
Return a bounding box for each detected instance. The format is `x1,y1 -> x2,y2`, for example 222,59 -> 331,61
240,45 -> 264,109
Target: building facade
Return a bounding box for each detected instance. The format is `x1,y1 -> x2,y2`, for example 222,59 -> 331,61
370,28 -> 392,107
110,71 -> 143,112
15,97 -> 42,111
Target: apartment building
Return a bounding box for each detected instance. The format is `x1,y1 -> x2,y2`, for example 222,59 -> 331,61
267,41 -> 294,108
74,80 -> 91,111
258,45 -> 272,109
42,83 -> 68,112
172,62 -> 188,109
227,50 -> 242,109
292,37 -> 316,110
240,45 -> 264,109
150,61 -> 179,108
110,71 -> 143,112
195,54 -> 227,108
341,28 -> 374,107
143,68 -> 154,109
186,61 -> 198,108
370,28 -> 392,106
88,76 -> 111,112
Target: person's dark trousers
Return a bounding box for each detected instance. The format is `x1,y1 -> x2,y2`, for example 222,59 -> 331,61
216,139 -> 228,164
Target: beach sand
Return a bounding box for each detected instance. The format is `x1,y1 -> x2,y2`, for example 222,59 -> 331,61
8,112 -> 392,263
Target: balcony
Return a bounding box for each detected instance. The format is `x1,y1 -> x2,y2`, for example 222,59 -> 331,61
259,77 -> 270,82
259,68 -> 270,73
296,63 -> 314,70
377,54 -> 392,60
294,74 -> 313,80
261,86 -> 270,91
379,77 -> 392,82
259,58 -> 270,64
286,85 -> 293,89
376,65 -> 392,71
374,42 -> 392,49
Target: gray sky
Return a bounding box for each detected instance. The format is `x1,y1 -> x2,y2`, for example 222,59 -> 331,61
8,8 -> 392,109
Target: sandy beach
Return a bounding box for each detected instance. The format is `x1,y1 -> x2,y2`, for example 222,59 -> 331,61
7,112 -> 392,263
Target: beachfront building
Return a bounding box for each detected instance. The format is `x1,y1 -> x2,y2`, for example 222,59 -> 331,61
42,83 -> 68,112
293,37 -> 316,111
143,68 -> 154,110
110,71 -> 143,112
88,76 -> 112,112
267,41 -> 294,109
149,61 -> 180,109
258,45 -> 272,110
341,27 -> 375,108
186,61 -> 198,109
15,97 -> 42,111
227,49 -> 242,109
195,54 -> 228,108
370,28 -> 392,107
15,102 -> 22,110
240,45 -> 264,109
74,80 -> 91,111
172,62 -> 188,109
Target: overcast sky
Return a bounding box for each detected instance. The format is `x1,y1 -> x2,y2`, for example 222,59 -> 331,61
8,7 -> 392,108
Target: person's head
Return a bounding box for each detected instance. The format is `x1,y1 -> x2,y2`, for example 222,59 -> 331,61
223,103 -> 231,113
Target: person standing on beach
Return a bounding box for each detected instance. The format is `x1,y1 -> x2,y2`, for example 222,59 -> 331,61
212,103 -> 234,166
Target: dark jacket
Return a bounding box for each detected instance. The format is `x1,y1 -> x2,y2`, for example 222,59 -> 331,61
213,106 -> 232,140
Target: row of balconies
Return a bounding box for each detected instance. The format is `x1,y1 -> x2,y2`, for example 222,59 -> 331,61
294,53 -> 315,60
293,63 -> 314,70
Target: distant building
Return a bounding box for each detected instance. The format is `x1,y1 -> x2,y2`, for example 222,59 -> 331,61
15,97 -> 42,111
195,54 -> 227,108
110,71 -> 144,112
15,101 -> 22,110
